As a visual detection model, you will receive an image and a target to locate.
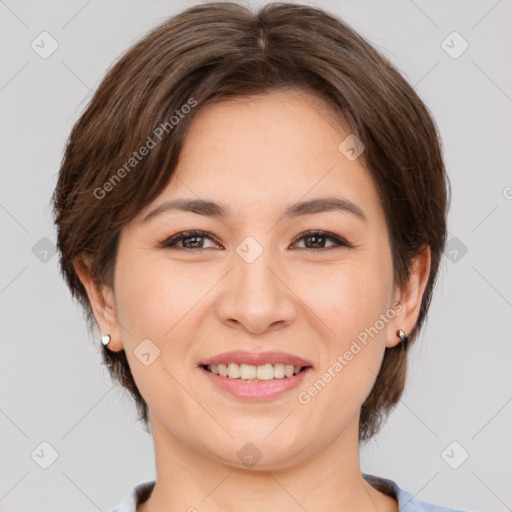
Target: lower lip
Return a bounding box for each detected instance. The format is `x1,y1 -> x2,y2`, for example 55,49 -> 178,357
200,366 -> 311,401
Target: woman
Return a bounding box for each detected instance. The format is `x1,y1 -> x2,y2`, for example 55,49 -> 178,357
52,2 -> 465,511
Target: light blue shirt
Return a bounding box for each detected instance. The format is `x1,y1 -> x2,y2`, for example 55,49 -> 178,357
111,474 -> 467,511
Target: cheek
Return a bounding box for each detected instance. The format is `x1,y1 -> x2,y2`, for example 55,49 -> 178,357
311,259 -> 391,336
307,258 -> 393,392
114,254 -> 182,338
114,237 -> 205,373
114,253 -> 218,365
113,256 -> 197,407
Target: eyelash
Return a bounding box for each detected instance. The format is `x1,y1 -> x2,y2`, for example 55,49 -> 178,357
159,230 -> 352,251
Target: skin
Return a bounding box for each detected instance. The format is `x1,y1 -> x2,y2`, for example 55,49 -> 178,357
75,90 -> 430,512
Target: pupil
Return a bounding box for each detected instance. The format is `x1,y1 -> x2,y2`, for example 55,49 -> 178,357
186,236 -> 201,248
308,235 -> 323,248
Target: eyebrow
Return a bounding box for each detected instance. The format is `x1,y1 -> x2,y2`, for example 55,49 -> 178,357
143,196 -> 367,223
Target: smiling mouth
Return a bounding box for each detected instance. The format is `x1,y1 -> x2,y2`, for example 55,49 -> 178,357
201,363 -> 309,382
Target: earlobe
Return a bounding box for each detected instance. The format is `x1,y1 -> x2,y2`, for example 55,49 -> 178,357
73,255 -> 123,351
386,246 -> 431,348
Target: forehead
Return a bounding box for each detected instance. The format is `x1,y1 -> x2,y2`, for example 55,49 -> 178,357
138,90 -> 383,225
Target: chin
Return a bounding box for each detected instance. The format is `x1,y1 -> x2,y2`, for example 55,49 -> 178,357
202,429 -> 311,471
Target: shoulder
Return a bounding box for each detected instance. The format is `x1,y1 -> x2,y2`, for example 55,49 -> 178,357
363,473 -> 468,512
111,481 -> 155,512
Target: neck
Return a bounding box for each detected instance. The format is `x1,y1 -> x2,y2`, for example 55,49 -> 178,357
138,411 -> 396,512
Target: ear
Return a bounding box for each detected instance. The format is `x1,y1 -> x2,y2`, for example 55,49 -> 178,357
73,254 -> 124,351
386,245 -> 431,348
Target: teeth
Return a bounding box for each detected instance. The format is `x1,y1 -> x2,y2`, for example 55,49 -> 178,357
227,363 -> 240,379
257,363 -> 274,381
274,363 -> 285,379
206,363 -> 304,381
240,364 -> 257,379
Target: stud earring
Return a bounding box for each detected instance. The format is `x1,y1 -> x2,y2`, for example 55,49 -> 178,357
396,329 -> 408,348
101,334 -> 111,347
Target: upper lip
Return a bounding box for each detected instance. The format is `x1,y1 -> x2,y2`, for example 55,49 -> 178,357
200,350 -> 313,368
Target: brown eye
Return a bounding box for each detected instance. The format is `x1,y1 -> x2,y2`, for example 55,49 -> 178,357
291,230 -> 351,250
161,230 -> 220,250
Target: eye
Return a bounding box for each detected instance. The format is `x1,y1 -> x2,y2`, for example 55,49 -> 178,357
159,229 -> 351,251
290,230 -> 351,250
160,230 -> 220,250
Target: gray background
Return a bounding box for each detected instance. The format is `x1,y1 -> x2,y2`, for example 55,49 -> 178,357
1,1 -> 511,511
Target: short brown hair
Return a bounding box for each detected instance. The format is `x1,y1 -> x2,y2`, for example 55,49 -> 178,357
52,1 -> 449,442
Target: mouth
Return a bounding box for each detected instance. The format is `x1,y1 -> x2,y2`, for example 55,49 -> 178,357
200,362 -> 309,382
198,351 -> 313,400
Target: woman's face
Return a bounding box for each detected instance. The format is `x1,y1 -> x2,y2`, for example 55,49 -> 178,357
109,90 -> 404,468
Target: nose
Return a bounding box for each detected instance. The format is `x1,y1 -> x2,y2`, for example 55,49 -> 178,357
215,245 -> 297,335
